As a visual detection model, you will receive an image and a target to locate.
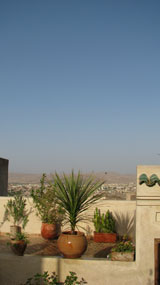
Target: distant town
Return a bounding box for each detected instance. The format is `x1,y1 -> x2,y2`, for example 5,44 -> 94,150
8,182 -> 136,200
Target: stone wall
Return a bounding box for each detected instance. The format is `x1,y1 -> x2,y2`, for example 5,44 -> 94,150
0,198 -> 136,237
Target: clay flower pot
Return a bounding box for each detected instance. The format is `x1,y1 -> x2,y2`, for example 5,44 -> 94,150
57,231 -> 87,258
10,240 -> 27,256
10,225 -> 21,240
111,251 -> 134,261
94,232 -> 117,243
41,223 -> 58,240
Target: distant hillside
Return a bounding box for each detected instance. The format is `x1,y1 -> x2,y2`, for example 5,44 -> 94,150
9,172 -> 136,184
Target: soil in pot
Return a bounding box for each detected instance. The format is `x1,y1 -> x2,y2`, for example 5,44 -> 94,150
57,231 -> 87,258
10,240 -> 27,256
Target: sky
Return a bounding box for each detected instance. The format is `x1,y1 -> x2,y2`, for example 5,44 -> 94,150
0,0 -> 160,174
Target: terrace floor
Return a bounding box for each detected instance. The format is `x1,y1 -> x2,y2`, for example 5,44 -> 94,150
0,233 -> 115,258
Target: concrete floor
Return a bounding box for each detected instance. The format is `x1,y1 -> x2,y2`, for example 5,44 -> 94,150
0,233 -> 115,258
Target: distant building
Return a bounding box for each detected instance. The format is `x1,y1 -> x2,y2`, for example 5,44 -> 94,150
0,158 -> 9,196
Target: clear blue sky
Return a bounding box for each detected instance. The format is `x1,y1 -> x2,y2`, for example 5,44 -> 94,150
1,0 -> 160,174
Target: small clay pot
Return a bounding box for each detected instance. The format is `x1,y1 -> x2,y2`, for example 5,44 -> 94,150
10,240 -> 27,256
41,223 -> 58,240
57,231 -> 87,258
94,232 -> 117,243
111,251 -> 134,261
10,225 -> 21,240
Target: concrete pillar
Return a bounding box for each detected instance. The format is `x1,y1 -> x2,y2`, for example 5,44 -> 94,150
136,165 -> 160,284
0,158 -> 9,196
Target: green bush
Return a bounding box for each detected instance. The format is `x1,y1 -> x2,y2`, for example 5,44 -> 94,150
111,240 -> 134,253
4,192 -> 29,229
31,174 -> 64,224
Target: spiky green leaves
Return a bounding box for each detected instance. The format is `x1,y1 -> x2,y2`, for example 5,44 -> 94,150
53,170 -> 104,233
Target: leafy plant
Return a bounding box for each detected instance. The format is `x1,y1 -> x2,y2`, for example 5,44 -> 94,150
63,272 -> 86,285
93,208 -> 116,233
53,170 -> 104,234
14,232 -> 29,242
4,192 -> 29,229
7,231 -> 29,244
31,174 -> 64,224
111,237 -> 134,253
21,271 -> 87,285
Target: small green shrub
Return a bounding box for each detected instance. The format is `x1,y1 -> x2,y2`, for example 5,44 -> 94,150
31,174 -> 64,224
21,271 -> 87,285
13,232 -> 29,242
4,192 -> 29,229
111,240 -> 134,253
93,208 -> 116,233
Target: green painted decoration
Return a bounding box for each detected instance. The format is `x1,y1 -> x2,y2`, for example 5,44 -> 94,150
139,173 -> 160,187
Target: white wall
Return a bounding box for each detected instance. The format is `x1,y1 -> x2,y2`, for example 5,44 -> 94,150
0,197 -> 136,238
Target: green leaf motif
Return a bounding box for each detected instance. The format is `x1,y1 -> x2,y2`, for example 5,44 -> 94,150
139,173 -> 160,187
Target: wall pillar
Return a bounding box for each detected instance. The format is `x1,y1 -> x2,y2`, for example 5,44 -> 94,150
0,158 -> 9,196
136,165 -> 160,284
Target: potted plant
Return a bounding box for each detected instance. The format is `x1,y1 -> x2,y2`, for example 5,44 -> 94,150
8,231 -> 29,256
110,235 -> 135,261
4,192 -> 29,239
31,174 -> 64,240
93,208 -> 117,243
53,170 -> 104,258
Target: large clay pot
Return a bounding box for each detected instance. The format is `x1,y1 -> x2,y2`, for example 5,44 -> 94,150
94,232 -> 117,243
10,240 -> 27,256
57,231 -> 87,258
41,223 -> 58,240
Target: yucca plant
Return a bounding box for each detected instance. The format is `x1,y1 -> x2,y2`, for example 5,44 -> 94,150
53,170 -> 104,234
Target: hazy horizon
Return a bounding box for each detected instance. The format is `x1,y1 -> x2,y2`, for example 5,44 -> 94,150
1,1 -> 160,174
8,169 -> 136,175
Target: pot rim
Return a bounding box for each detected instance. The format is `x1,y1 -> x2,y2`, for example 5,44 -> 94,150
11,240 -> 27,244
94,231 -> 117,235
41,222 -> 57,226
60,231 -> 85,236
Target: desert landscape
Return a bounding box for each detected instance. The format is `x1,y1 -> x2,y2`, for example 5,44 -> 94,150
8,171 -> 136,184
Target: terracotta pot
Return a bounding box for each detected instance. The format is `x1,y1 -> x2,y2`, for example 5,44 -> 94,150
10,240 -> 27,256
57,231 -> 87,258
94,232 -> 117,243
10,225 -> 21,240
111,251 -> 134,261
41,223 -> 58,240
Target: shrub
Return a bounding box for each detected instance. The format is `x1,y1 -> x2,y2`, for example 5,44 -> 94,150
31,174 -> 64,224
4,192 -> 29,229
111,240 -> 134,253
